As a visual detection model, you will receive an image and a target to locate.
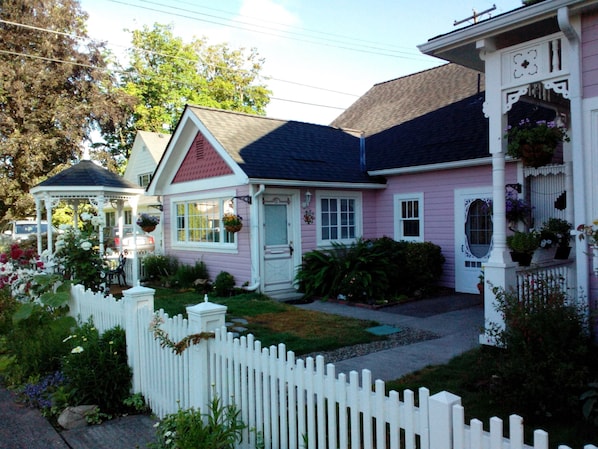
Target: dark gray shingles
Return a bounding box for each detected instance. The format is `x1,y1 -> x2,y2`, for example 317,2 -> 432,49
35,160 -> 140,189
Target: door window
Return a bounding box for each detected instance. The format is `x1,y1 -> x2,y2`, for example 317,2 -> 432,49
265,204 -> 288,246
465,199 -> 492,258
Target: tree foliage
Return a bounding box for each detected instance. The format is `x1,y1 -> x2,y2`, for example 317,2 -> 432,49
110,23 -> 272,158
0,0 -> 134,221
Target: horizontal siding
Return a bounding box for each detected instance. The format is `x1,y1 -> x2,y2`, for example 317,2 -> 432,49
582,11 -> 598,98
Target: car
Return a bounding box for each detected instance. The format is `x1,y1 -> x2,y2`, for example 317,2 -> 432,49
104,226 -> 155,252
1,220 -> 56,243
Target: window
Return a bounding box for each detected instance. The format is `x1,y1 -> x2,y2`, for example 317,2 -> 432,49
395,194 -> 424,242
124,210 -> 133,225
317,192 -> 361,245
174,197 -> 236,247
105,212 -> 116,227
138,173 -> 152,188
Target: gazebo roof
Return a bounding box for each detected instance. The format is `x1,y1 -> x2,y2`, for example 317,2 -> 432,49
30,160 -> 144,200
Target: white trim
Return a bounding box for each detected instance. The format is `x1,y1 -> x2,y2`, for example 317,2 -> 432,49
315,190 -> 363,247
393,193 -> 424,242
368,157 -> 492,176
248,178 -> 386,190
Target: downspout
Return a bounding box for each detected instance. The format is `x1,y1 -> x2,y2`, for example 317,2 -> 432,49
245,183 -> 266,292
558,7 -> 589,303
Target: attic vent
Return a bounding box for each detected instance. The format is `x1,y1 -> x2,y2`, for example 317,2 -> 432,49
195,139 -> 205,159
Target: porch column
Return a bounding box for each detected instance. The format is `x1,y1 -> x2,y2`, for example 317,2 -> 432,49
44,193 -> 54,254
35,196 -> 43,255
479,44 -> 518,344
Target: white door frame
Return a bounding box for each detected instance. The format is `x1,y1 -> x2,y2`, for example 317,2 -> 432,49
454,187 -> 493,294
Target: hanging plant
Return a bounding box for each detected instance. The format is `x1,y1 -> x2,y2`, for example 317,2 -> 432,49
222,213 -> 243,233
505,119 -> 569,168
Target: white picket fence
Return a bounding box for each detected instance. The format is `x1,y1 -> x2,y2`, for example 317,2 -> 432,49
68,284 -> 597,449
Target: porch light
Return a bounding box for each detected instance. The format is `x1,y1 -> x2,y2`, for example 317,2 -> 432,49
303,191 -> 312,208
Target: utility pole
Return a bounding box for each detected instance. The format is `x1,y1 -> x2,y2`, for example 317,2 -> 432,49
454,4 -> 497,26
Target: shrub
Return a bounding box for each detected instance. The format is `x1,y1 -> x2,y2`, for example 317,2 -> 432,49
173,261 -> 209,289
62,321 -> 132,413
151,395 -> 245,449
4,291 -> 75,385
295,237 -> 445,302
142,254 -> 179,285
213,272 -> 235,297
486,281 -> 591,419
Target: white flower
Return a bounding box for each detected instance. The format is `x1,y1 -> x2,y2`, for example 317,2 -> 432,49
80,212 -> 93,222
63,335 -> 74,343
80,241 -> 92,251
71,346 -> 84,354
91,216 -> 105,227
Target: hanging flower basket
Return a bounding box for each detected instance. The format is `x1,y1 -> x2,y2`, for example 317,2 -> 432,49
136,213 -> 160,233
223,213 -> 243,233
505,119 -> 569,168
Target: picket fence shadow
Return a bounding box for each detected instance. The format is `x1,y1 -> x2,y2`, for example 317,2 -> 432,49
68,284 -> 597,449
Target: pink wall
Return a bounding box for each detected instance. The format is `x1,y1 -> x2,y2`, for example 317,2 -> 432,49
370,163 -> 518,289
582,11 -> 598,98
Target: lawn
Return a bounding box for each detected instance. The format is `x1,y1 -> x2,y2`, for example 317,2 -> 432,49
153,288 -> 385,355
385,347 -> 598,449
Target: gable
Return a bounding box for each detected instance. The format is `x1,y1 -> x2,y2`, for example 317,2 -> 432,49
172,132 -> 234,183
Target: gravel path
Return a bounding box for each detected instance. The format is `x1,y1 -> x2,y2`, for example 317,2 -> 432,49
300,327 -> 439,363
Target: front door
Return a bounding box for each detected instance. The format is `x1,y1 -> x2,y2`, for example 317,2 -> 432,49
262,194 -> 296,295
455,189 -> 493,293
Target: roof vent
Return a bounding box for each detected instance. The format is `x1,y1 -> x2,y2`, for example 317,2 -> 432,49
195,139 -> 205,159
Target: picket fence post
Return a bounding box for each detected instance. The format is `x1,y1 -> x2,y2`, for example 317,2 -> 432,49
186,295 -> 227,412
429,390 -> 462,449
123,285 -> 155,394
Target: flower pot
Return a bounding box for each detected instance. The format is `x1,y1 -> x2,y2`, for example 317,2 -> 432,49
141,225 -> 156,233
510,251 -> 532,266
532,247 -> 556,263
520,143 -> 555,168
554,246 -> 571,260
225,224 -> 242,233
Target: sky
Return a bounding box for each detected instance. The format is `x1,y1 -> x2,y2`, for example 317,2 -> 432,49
79,0 -> 525,126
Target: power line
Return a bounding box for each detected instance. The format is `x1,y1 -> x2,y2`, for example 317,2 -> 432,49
108,0 -> 429,61
0,48 -> 352,112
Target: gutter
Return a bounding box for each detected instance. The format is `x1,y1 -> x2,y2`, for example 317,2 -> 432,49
368,157 -> 493,177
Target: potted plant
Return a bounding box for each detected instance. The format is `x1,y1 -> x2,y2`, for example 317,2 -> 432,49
505,119 -> 569,168
136,213 -> 160,232
541,218 -> 573,259
222,213 -> 243,233
507,230 -> 540,266
505,191 -> 532,229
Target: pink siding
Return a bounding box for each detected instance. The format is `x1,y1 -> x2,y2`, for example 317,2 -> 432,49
582,11 -> 598,98
372,164 -> 518,289
172,132 -> 233,183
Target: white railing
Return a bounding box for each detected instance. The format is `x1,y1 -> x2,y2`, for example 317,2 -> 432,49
515,260 -> 574,303
69,285 -> 596,449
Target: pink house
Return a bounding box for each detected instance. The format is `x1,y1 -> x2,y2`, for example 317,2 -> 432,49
419,0 -> 598,338
147,60 -> 555,304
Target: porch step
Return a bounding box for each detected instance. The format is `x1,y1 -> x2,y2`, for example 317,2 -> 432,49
267,290 -> 304,302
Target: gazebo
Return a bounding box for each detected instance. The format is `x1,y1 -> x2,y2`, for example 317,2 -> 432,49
29,158 -> 144,284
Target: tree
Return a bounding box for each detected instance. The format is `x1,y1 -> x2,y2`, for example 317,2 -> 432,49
0,0 -> 133,221
109,23 -> 271,158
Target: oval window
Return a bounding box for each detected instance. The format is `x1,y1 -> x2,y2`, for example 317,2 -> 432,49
465,199 -> 492,258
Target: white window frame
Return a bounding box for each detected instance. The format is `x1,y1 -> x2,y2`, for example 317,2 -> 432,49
138,172 -> 152,188
316,190 -> 362,247
394,193 -> 424,242
171,195 -> 238,252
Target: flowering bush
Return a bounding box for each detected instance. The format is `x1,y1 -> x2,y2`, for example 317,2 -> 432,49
0,243 -> 45,302
577,219 -> 598,245
136,213 -> 160,227
62,320 -> 131,413
505,189 -> 532,227
54,212 -> 105,292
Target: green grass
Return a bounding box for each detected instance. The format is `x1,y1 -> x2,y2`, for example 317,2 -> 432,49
153,288 -> 383,355
385,347 -> 598,449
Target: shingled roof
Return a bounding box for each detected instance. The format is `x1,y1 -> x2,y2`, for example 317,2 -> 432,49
330,63 -> 484,136
187,106 -> 383,185
34,159 -> 140,190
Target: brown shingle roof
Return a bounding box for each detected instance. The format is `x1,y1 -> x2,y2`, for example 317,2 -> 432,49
330,63 -> 484,136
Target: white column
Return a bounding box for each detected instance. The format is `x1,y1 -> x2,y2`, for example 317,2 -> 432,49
44,194 -> 54,254
129,195 -> 139,286
35,196 -> 43,255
